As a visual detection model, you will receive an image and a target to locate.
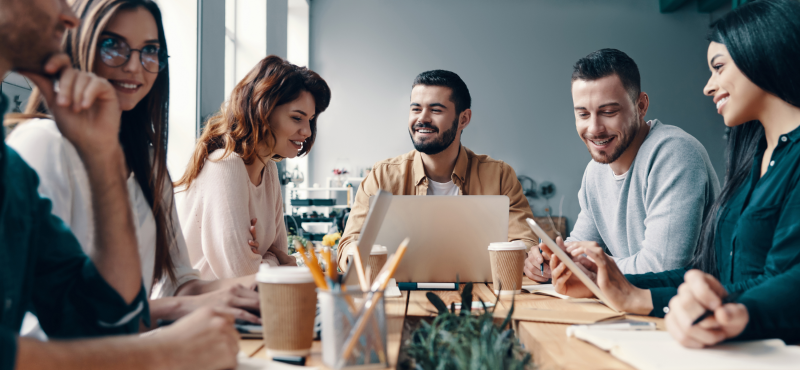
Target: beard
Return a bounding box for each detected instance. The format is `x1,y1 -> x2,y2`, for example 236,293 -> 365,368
0,4 -> 63,73
409,116 -> 459,155
585,113 -> 640,164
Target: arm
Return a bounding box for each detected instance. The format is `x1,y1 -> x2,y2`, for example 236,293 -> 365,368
502,165 -> 536,248
266,169 -> 295,266
613,141 -> 716,274
338,168 -> 380,269
22,55 -> 141,302
192,158 -> 262,278
12,308 -> 239,370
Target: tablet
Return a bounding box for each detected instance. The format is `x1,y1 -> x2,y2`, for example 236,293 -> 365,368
526,218 -> 622,313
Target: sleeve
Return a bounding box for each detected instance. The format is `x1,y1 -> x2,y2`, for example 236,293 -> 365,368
267,166 -> 290,265
193,158 -> 262,278
736,264 -> 800,342
625,268 -> 687,317
566,167 -> 605,248
6,120 -> 75,225
613,140 -> 714,274
723,179 -> 800,341
27,163 -> 148,339
0,327 -> 17,370
150,188 -> 201,299
501,164 -> 536,250
338,166 -> 380,269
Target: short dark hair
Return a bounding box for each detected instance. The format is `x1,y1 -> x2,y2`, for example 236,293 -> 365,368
571,48 -> 641,102
412,70 -> 472,114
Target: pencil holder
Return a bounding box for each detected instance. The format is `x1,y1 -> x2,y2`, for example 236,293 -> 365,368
319,289 -> 388,369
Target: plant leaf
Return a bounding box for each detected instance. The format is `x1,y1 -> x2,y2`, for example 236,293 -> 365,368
460,282 -> 473,316
500,294 -> 515,331
450,302 -> 456,314
427,292 -> 449,315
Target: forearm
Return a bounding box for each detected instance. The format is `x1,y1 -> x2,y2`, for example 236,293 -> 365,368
175,275 -> 255,296
15,336 -> 168,370
81,146 -> 142,303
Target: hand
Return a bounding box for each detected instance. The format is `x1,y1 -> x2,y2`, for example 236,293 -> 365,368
20,54 -> 122,158
545,237 -> 597,298
178,284 -> 261,324
523,246 -> 552,282
566,241 -> 652,314
666,270 -> 749,348
272,247 -> 298,266
153,308 -> 239,370
248,218 -> 259,254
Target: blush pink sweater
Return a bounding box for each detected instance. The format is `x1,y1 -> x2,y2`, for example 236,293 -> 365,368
175,150 -> 289,279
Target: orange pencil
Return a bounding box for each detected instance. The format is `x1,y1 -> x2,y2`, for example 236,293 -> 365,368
339,238 -> 409,366
294,240 -> 328,290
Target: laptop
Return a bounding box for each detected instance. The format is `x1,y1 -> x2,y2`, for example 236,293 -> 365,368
374,195 -> 509,283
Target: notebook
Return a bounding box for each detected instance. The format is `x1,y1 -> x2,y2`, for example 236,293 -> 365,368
568,328 -> 800,370
522,283 -> 571,299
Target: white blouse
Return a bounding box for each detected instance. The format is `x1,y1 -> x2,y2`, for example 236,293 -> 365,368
7,119 -> 200,299
175,149 -> 289,279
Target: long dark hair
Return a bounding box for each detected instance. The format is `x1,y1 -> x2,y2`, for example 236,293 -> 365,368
175,55 -> 330,190
690,0 -> 800,276
22,0 -> 177,286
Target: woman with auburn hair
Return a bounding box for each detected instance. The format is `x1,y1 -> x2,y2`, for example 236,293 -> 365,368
175,55 -> 331,279
8,0 -> 263,330
545,0 -> 800,347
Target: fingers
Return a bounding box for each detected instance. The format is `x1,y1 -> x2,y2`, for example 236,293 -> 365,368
19,54 -> 74,104
219,307 -> 261,324
43,54 -> 73,75
55,68 -> 78,108
666,310 -> 720,348
685,270 -> 728,309
80,76 -> 115,109
71,73 -> 92,112
249,238 -> 260,254
527,248 -> 543,265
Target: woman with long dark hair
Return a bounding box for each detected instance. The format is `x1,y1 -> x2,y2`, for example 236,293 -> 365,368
545,0 -> 800,345
175,55 -> 331,279
8,0 -> 262,329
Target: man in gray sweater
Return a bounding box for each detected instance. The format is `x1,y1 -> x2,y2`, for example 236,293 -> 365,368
524,49 -> 720,278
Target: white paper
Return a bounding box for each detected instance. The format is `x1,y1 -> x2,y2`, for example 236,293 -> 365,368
568,328 -> 800,370
236,352 -> 317,370
522,284 -> 571,299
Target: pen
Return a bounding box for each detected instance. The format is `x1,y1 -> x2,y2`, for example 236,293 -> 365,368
539,238 -> 544,275
691,292 -> 741,326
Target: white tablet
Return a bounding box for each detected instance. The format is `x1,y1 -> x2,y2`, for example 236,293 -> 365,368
526,218 -> 622,313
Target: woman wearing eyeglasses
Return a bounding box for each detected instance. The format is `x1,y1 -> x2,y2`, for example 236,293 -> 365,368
7,0 -> 261,330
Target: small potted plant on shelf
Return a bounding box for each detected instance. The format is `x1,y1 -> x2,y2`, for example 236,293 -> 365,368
403,282 -> 533,370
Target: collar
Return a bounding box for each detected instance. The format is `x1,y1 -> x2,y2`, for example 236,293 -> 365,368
413,144 -> 469,186
0,93 -> 6,141
783,123 -> 800,143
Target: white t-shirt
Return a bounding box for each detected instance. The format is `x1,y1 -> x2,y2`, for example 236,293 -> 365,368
426,178 -> 460,196
7,119 -> 200,298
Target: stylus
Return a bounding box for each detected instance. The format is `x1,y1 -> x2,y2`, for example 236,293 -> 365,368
539,238 -> 544,275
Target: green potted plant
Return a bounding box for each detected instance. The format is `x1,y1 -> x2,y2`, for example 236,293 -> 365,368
403,283 -> 533,370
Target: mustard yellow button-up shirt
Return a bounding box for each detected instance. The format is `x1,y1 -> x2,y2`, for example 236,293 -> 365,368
338,145 -> 536,268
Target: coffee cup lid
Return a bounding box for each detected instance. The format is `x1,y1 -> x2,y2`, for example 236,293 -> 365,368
348,244 -> 387,255
256,265 -> 315,284
488,240 -> 527,251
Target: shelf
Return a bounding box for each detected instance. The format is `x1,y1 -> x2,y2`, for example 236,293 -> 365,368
290,205 -> 349,209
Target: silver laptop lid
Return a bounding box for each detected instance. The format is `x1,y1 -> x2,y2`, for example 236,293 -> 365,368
375,195 -> 509,283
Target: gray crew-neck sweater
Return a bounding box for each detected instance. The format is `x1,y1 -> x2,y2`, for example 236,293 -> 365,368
567,119 -> 720,274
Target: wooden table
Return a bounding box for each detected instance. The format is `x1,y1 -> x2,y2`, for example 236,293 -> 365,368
240,280 -> 664,369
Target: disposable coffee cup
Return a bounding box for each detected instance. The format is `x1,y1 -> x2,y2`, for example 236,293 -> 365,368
347,245 -> 388,283
368,245 -> 388,283
488,241 -> 527,295
256,265 -> 317,357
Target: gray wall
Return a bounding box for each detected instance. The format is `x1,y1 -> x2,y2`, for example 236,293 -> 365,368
308,0 -> 726,228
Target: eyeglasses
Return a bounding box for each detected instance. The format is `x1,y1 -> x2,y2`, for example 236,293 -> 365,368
98,37 -> 168,73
